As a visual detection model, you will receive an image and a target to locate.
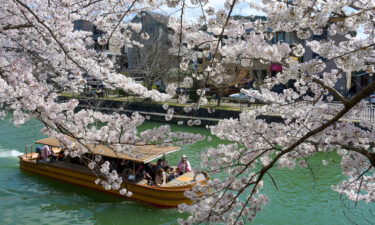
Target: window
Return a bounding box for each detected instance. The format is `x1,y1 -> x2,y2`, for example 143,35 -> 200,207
270,32 -> 288,44
276,32 -> 285,42
121,46 -> 126,54
206,52 -> 212,61
312,53 -> 326,61
74,20 -> 83,31
312,27 -> 328,40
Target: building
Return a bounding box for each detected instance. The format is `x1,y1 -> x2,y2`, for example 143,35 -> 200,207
126,11 -> 179,90
192,15 -> 351,97
303,28 -> 350,96
192,16 -> 303,93
73,20 -> 128,71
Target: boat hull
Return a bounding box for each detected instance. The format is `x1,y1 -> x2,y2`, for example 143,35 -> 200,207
19,157 -> 205,208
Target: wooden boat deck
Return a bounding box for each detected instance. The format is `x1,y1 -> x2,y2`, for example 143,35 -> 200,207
164,172 -> 206,187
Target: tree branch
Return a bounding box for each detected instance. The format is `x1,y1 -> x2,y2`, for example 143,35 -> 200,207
312,75 -> 349,106
2,23 -> 33,30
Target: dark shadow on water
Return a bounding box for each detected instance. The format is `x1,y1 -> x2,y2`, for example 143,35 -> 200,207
22,170 -> 131,203
19,170 -> 186,225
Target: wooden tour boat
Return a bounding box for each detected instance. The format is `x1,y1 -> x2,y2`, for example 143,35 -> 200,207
19,137 -> 208,208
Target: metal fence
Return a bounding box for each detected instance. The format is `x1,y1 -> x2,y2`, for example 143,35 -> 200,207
327,103 -> 375,122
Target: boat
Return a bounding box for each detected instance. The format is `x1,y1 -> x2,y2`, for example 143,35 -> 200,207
19,137 -> 208,208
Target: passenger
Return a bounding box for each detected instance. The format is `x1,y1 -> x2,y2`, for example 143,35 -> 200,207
135,164 -> 153,185
117,160 -> 127,174
35,147 -> 43,162
35,147 -> 42,155
144,170 -> 153,185
144,162 -> 155,181
162,159 -> 169,170
110,159 -> 121,172
166,166 -> 177,182
41,145 -> 52,162
118,160 -> 132,178
135,164 -> 145,179
154,168 -> 166,186
57,150 -> 65,161
177,154 -> 192,175
155,159 -> 164,174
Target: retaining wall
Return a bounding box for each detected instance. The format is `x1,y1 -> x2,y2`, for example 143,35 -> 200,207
59,96 -> 283,127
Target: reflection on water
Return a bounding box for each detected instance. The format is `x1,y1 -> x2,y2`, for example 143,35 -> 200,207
0,117 -> 374,225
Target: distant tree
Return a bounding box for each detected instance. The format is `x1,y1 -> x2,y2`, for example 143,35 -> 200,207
127,11 -> 179,90
131,36 -> 179,90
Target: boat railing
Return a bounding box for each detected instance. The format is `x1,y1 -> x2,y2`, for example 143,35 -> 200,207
24,144 -> 33,159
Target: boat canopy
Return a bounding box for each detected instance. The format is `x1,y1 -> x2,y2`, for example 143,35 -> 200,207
35,137 -> 181,163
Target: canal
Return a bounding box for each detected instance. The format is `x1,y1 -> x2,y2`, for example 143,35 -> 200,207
0,115 -> 374,225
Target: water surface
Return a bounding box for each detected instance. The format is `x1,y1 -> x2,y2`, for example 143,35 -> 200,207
0,116 -> 373,225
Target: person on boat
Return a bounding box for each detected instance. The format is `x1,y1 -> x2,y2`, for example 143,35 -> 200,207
57,150 -> 65,161
110,159 -> 121,172
135,164 -> 153,185
41,145 -> 52,162
154,168 -> 166,186
155,159 -> 164,174
35,147 -> 44,162
177,154 -> 192,175
116,160 -> 127,174
144,162 -> 155,181
135,164 -> 143,177
165,166 -> 177,182
35,147 -> 42,154
162,159 -> 169,170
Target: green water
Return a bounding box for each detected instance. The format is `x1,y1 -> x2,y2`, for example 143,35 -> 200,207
0,116 -> 374,225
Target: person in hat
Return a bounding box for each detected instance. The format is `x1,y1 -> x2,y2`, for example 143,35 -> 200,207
177,154 -> 191,175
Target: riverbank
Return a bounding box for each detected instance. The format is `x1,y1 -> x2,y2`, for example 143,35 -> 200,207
59,96 -> 284,127
59,95 -> 366,127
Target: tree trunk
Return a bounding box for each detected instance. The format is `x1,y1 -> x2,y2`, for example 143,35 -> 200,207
216,89 -> 224,107
147,81 -> 153,90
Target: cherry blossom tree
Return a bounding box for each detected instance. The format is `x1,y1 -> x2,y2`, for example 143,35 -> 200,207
1,0 -> 375,224
0,0 -> 205,197
171,1 -> 375,224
